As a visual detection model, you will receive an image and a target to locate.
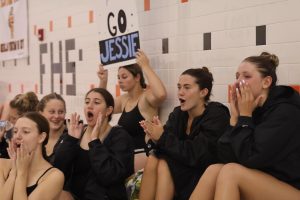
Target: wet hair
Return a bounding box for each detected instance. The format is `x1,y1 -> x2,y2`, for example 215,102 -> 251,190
85,88 -> 114,122
181,67 -> 214,101
243,52 -> 279,88
37,92 -> 66,113
10,91 -> 39,116
119,64 -> 147,89
22,112 -> 49,159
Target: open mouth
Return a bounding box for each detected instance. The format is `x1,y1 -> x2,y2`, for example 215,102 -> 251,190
179,98 -> 186,104
87,111 -> 94,118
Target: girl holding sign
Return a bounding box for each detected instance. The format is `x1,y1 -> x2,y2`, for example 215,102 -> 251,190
98,49 -> 167,172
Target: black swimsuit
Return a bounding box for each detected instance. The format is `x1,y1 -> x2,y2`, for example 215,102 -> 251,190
118,102 -> 146,153
26,167 -> 54,196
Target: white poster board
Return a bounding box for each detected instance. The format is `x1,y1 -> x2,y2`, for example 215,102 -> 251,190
97,0 -> 140,68
0,0 -> 28,61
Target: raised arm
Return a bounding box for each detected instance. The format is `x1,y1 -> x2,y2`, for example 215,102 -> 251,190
0,101 -> 10,121
54,113 -> 81,178
136,49 -> 167,107
97,65 -> 123,114
97,65 -> 108,89
0,158 -> 16,200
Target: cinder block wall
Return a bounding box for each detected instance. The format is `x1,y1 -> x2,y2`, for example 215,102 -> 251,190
1,0 -> 300,123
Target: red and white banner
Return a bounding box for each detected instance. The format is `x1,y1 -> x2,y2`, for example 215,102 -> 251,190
0,0 -> 28,61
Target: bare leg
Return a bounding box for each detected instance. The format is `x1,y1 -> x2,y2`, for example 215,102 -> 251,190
134,152 -> 148,172
215,163 -> 300,200
139,155 -> 159,200
189,164 -> 224,200
57,190 -> 74,200
155,159 -> 174,200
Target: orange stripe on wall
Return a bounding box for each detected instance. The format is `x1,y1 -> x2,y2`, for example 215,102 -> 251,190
34,84 -> 38,94
21,84 -> 24,93
89,10 -> 94,23
68,16 -> 72,28
181,0 -> 188,3
227,85 -> 230,103
116,84 -> 120,97
49,20 -> 53,32
34,25 -> 37,35
290,85 -> 300,94
144,0 -> 150,11
8,84 -> 11,93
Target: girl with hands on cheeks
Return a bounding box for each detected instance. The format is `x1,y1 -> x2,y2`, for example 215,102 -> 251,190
139,67 -> 230,200
0,112 -> 64,200
54,88 -> 134,200
190,52 -> 300,200
229,78 -> 264,126
98,49 -> 166,172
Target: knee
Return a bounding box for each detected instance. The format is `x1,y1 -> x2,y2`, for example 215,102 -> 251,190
144,155 -> 159,173
217,163 -> 244,184
157,159 -> 170,177
205,164 -> 224,176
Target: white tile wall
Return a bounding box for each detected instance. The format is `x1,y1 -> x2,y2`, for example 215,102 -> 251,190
1,0 -> 300,123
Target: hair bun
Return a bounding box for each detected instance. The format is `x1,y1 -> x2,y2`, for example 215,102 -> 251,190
260,52 -> 279,68
201,66 -> 210,73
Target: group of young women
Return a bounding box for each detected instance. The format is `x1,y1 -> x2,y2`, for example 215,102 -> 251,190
0,50 -> 299,200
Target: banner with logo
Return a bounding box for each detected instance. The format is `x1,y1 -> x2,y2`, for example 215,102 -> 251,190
0,0 -> 28,61
97,0 -> 140,68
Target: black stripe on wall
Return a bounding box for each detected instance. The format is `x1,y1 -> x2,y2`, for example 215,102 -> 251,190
203,32 -> 211,50
256,25 -> 266,46
162,38 -> 169,54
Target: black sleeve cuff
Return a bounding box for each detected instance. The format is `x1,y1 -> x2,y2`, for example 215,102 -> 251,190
145,140 -> 156,156
236,116 -> 254,129
88,139 -> 102,148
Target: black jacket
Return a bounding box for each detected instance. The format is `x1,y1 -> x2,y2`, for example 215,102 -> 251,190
54,126 -> 134,200
219,86 -> 300,189
0,138 -> 8,158
156,102 -> 230,200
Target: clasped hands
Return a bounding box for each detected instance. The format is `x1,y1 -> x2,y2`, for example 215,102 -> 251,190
140,116 -> 163,142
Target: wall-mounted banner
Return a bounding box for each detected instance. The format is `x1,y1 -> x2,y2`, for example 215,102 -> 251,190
98,0 -> 140,68
0,0 -> 28,61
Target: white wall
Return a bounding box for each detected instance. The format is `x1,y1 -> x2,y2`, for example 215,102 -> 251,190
1,0 -> 300,123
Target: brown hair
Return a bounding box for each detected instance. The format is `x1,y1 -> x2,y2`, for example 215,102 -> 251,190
85,88 -> 114,122
37,92 -> 66,113
22,112 -> 49,159
181,67 -> 214,101
243,52 -> 279,88
10,91 -> 39,115
119,64 -> 146,88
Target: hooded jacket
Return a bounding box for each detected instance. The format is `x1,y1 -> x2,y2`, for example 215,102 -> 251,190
156,101 -> 230,200
219,85 -> 300,189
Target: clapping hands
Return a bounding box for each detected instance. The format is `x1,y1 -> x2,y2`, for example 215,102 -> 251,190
140,116 -> 163,142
